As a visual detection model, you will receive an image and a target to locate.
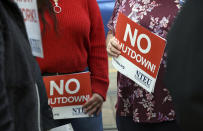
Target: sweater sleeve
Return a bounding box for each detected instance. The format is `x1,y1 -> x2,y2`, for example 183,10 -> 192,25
0,27 -> 14,131
87,0 -> 109,100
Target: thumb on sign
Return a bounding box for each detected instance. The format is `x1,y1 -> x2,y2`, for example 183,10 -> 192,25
82,93 -> 104,116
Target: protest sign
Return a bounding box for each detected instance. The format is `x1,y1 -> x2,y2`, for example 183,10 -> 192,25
43,72 -> 92,119
15,0 -> 43,58
112,13 -> 166,92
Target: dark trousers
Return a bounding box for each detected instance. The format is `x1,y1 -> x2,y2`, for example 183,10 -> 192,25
116,115 -> 182,131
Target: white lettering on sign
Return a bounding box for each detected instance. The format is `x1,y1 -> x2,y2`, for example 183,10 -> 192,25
123,24 -> 138,47
65,79 -> 80,94
48,95 -> 90,105
50,80 -> 64,96
120,43 -> 156,73
123,24 -> 151,54
50,79 -> 80,96
137,34 -> 151,54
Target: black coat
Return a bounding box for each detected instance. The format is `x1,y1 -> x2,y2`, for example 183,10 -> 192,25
0,0 -> 54,131
165,0 -> 203,131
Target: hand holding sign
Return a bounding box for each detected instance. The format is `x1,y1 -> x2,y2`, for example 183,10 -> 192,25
106,36 -> 121,57
83,93 -> 104,116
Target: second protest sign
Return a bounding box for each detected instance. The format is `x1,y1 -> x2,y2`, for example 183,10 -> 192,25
43,72 -> 92,119
112,13 -> 166,92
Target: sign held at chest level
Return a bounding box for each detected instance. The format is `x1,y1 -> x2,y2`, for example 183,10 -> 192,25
112,13 -> 166,92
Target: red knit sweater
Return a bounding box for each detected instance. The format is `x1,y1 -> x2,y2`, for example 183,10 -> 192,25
36,0 -> 109,99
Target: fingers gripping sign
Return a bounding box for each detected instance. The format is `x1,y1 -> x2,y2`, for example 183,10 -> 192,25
82,93 -> 104,116
107,36 -> 122,57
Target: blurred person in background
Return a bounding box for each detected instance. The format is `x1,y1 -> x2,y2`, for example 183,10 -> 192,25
106,0 -> 183,130
165,0 -> 203,131
37,0 -> 109,131
0,0 -> 53,131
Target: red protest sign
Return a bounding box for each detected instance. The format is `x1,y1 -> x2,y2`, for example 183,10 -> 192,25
43,72 -> 92,107
43,72 -> 92,119
112,13 -> 166,92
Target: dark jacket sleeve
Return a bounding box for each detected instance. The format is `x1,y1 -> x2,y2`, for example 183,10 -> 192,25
165,0 -> 203,131
0,22 -> 14,131
34,61 -> 56,130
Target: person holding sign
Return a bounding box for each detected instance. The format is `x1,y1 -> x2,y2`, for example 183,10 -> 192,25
37,0 -> 109,131
106,0 -> 183,131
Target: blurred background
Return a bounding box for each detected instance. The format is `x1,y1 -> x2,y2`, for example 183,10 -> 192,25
97,0 -> 118,131
97,0 -> 115,36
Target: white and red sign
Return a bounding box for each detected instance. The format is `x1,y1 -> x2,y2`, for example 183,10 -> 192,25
43,72 -> 92,119
112,13 -> 166,92
15,0 -> 43,58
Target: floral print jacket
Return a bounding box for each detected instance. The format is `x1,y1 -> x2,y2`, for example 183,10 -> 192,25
108,0 -> 181,123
